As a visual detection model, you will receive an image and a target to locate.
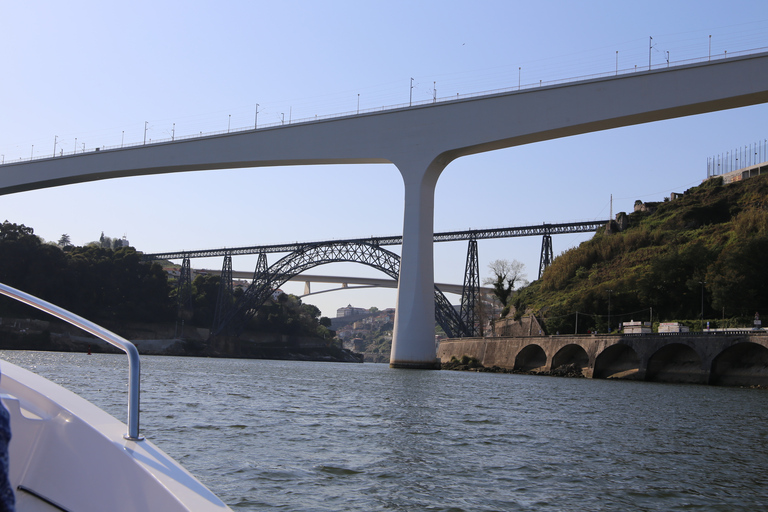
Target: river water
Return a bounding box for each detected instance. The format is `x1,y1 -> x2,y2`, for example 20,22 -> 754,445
1,350 -> 767,511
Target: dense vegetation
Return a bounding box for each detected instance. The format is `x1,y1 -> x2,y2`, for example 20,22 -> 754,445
511,174 -> 768,334
0,222 -> 331,339
188,273 -> 332,337
0,222 -> 172,322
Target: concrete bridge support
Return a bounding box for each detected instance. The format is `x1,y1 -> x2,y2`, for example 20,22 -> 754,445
390,157 -> 447,369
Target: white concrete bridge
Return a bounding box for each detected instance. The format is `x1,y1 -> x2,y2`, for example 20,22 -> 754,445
2,52 -> 768,368
198,269 -> 491,298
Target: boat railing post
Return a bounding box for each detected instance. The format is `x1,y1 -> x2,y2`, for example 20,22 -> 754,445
0,282 -> 143,441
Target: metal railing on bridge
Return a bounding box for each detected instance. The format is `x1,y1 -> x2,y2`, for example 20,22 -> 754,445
4,47 -> 767,165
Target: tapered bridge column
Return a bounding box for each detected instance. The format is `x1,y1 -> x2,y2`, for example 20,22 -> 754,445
390,158 -> 446,369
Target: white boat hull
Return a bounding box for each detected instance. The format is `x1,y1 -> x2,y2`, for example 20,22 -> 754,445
1,360 -> 231,512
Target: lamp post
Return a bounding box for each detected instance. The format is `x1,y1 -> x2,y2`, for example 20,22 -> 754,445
699,281 -> 706,322
254,104 -> 259,129
649,36 -> 653,70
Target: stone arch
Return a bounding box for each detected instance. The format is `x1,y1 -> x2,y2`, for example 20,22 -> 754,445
212,241 -> 467,337
646,343 -> 705,384
710,342 -> 768,387
514,344 -> 547,372
593,343 -> 641,380
551,344 -> 590,374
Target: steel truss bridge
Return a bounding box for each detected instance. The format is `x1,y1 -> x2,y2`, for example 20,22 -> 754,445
153,220 -> 608,339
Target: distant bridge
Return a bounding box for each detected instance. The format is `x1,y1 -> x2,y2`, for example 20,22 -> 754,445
154,220 -> 607,339
202,271 -> 488,298
142,220 -> 608,280
198,240 -> 477,339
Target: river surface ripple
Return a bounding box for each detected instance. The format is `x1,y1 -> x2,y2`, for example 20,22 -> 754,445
2,351 -> 767,511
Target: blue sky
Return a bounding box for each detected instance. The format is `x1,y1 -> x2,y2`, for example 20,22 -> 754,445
2,1 -> 768,318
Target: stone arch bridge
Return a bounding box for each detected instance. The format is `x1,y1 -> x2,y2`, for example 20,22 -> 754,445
438,332 -> 768,386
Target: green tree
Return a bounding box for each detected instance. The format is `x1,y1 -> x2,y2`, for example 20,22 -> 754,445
0,221 -> 34,241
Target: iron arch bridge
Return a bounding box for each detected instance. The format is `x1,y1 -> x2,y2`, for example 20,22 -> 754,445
209,240 -> 474,339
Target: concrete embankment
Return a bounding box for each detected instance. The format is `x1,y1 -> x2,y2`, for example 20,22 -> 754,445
438,333 -> 768,387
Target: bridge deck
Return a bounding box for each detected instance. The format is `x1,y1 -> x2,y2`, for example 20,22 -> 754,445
142,220 -> 608,261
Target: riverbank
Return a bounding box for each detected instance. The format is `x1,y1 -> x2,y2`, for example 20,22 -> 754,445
0,317 -> 363,363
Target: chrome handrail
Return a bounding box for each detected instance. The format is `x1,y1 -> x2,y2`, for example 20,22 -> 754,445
0,282 -> 142,441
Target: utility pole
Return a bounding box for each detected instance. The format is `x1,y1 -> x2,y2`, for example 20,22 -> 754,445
410,78 -> 413,106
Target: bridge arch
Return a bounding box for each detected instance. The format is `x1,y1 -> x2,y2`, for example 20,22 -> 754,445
646,343 -> 705,384
514,345 -> 547,372
593,343 -> 641,380
709,342 -> 768,387
212,241 -> 467,338
552,344 -> 590,373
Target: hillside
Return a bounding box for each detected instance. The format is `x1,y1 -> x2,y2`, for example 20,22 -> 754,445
512,174 -> 768,334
